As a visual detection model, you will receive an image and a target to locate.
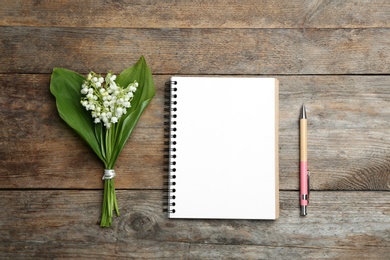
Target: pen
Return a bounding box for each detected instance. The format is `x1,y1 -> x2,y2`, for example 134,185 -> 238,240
300,104 -> 309,216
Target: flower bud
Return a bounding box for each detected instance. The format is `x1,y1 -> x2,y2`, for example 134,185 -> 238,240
116,107 -> 123,117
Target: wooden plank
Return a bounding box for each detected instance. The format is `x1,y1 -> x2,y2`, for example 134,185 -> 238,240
1,74 -> 389,190
2,27 -> 390,75
187,243 -> 390,259
0,190 -> 389,259
2,0 -> 390,29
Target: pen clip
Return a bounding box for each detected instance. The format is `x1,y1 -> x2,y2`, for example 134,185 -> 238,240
307,171 -> 310,203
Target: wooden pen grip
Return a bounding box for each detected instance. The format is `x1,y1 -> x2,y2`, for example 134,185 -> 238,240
300,118 -> 307,162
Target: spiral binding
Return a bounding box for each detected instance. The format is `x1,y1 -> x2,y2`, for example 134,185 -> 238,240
163,80 -> 177,215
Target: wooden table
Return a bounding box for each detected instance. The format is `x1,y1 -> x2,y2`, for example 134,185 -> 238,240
1,1 -> 390,259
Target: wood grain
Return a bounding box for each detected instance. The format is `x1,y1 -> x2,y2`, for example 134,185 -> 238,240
2,27 -> 390,74
0,190 -> 389,259
2,0 -> 390,29
1,74 -> 389,190
2,1 -> 390,258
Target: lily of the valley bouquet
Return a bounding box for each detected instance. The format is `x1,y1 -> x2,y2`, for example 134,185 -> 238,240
50,56 -> 155,227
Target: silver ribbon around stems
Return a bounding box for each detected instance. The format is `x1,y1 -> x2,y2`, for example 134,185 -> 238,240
102,169 -> 116,180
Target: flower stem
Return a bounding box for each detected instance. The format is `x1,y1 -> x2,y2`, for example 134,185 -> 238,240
100,122 -> 120,227
100,178 -> 120,227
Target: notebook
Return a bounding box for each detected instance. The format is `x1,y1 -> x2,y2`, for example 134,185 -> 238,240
165,76 -> 279,219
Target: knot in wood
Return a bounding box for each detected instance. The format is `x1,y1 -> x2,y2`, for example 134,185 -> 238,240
129,212 -> 159,238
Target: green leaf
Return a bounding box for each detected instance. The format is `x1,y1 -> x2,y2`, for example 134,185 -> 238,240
108,56 -> 156,167
50,68 -> 105,163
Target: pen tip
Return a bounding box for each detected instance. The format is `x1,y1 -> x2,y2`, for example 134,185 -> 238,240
300,104 -> 307,119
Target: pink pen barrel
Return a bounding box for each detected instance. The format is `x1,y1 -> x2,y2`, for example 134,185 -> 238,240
300,161 -> 308,206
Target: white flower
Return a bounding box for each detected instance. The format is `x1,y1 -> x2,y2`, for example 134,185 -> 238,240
110,83 -> 117,90
81,72 -> 138,129
81,88 -> 88,95
116,107 -> 123,117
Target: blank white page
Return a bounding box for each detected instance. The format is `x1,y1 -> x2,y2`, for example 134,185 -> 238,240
168,77 -> 279,219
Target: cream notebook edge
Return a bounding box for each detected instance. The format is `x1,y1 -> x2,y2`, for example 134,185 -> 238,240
166,76 -> 279,220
